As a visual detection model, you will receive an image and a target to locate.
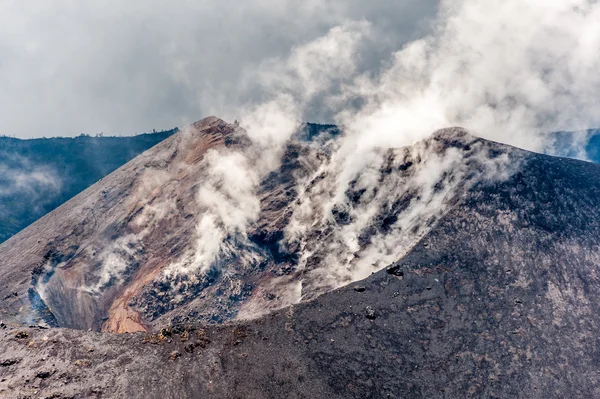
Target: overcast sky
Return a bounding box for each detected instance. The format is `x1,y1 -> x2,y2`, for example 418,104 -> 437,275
0,0 -> 438,138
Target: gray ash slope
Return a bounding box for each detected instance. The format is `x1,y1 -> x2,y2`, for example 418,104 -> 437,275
2,118 -> 600,398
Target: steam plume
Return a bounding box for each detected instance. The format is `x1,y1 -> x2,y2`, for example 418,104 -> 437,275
164,0 -> 600,314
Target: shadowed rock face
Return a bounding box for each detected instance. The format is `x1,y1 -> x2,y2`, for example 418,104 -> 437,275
1,144 -> 600,398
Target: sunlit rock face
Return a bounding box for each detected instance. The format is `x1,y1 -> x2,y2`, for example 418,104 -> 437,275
0,117 -> 246,332
0,117 -> 535,333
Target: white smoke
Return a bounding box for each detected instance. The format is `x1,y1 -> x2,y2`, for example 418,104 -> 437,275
0,154 -> 62,201
283,134 -> 512,301
164,0 -> 600,314
91,234 -> 142,292
228,0 -> 600,155
189,150 -> 261,273
164,23 -> 373,278
335,0 -> 600,155
233,0 -> 600,314
230,0 -> 600,237
35,0 -> 600,322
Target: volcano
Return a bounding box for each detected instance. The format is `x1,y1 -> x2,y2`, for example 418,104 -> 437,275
1,117 -> 600,398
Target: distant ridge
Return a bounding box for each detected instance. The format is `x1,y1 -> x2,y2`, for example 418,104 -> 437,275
0,128 -> 178,243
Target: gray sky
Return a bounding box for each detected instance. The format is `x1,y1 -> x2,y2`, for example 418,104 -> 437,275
0,0 -> 438,138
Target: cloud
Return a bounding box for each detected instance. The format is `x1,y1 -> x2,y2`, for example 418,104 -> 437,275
0,152 -> 62,207
230,0 -> 600,215
191,0 -> 600,313
335,0 -> 600,155
0,0 -> 437,138
3,1 -> 599,146
18,0 -> 600,320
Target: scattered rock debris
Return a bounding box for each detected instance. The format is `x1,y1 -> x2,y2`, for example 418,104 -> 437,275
0,358 -> 21,367
14,330 -> 29,339
36,370 -> 54,379
365,306 -> 377,320
74,359 -> 92,368
386,265 -> 404,279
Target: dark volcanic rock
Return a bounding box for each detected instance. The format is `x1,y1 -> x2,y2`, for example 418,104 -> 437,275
0,358 -> 20,367
36,370 -> 54,379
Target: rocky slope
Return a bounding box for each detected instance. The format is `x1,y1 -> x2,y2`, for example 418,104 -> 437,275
1,131 -> 600,398
1,116 -> 600,397
0,117 -> 515,334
